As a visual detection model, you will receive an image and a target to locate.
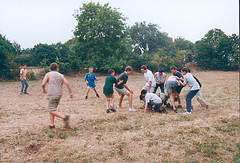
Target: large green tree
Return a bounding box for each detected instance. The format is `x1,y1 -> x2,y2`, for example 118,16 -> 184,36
73,2 -> 131,72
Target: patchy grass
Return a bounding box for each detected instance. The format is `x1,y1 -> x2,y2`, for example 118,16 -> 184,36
0,71 -> 239,162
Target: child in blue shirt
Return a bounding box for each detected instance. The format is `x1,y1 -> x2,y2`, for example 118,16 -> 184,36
85,67 -> 99,100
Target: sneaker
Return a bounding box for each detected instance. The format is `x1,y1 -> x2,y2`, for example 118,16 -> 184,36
206,105 -> 209,110
174,109 -> 178,113
85,96 -> 88,100
49,125 -> 55,129
20,92 -> 23,95
129,108 -> 136,112
110,106 -> 116,112
96,94 -> 100,98
63,115 -> 70,128
182,111 -> 191,115
24,92 -> 29,95
106,109 -> 110,113
177,105 -> 182,108
117,105 -> 124,109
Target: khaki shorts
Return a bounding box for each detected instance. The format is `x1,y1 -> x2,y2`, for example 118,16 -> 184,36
115,87 -> 130,96
48,96 -> 62,112
105,94 -> 114,100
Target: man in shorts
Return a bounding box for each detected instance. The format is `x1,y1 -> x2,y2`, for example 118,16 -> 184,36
141,65 -> 156,93
42,63 -> 73,129
115,66 -> 135,111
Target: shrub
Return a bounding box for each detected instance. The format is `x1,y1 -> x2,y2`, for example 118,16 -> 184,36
27,71 -> 37,81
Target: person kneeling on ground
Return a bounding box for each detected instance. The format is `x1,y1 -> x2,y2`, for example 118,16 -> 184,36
140,90 -> 166,113
42,63 -> 73,129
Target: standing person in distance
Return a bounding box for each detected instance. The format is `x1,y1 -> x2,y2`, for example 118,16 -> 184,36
20,64 -> 29,95
84,67 -> 100,100
42,63 -> 73,129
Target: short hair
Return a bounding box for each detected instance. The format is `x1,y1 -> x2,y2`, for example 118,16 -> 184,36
50,63 -> 58,71
181,67 -> 188,73
141,89 -> 147,95
108,69 -> 115,75
23,64 -> 27,66
141,65 -> 147,70
139,95 -> 145,100
187,68 -> 191,73
170,66 -> 177,70
125,66 -> 133,72
89,67 -> 93,71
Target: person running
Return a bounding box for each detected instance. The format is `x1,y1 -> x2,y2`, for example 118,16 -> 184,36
178,67 -> 200,114
115,66 -> 135,111
103,69 -> 123,113
84,67 -> 99,100
141,65 -> 156,93
165,75 -> 179,113
20,64 -> 29,95
154,66 -> 166,94
170,66 -> 183,108
42,63 -> 73,129
140,90 -> 165,113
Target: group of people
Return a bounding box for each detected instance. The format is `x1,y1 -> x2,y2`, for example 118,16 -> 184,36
19,63 -> 208,128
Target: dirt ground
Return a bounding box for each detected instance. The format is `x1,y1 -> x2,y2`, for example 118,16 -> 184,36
0,71 -> 239,162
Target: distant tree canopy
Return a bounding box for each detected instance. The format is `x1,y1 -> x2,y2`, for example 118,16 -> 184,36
0,2 -> 238,80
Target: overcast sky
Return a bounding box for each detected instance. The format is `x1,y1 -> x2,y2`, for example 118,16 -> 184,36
0,0 -> 239,49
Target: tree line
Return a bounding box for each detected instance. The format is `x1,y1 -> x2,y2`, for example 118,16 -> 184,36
0,2 -> 239,79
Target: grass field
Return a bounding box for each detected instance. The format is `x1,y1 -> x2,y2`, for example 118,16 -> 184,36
0,71 -> 239,162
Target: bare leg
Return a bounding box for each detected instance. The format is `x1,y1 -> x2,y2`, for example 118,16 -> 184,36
176,93 -> 181,105
169,94 -> 176,110
93,88 -> 98,95
127,93 -> 133,108
50,111 -> 66,125
111,95 -> 115,107
119,95 -> 124,106
106,100 -> 110,108
86,88 -> 91,96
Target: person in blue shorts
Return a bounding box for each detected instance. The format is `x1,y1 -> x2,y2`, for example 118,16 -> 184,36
85,67 -> 99,100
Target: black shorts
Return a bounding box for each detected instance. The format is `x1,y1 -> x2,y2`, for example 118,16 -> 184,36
176,85 -> 183,94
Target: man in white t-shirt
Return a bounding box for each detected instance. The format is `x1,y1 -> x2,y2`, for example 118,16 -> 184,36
20,64 -> 29,95
141,65 -> 156,93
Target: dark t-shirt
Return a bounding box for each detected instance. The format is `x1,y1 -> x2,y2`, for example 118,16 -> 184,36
193,76 -> 202,88
173,71 -> 183,78
103,75 -> 118,95
115,72 -> 128,89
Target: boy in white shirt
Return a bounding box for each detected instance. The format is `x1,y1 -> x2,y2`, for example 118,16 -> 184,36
140,65 -> 156,93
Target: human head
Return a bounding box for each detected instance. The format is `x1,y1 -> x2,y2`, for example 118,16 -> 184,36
181,67 -> 188,75
139,94 -> 145,101
141,89 -> 147,95
141,65 -> 147,74
50,63 -> 59,71
89,67 -> 93,74
170,66 -> 177,74
158,66 -> 164,75
125,66 -> 133,75
23,64 -> 27,69
108,69 -> 115,76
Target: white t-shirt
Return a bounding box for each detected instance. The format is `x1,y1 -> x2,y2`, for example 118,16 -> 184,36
145,93 -> 162,104
20,68 -> 27,79
46,71 -> 64,96
183,73 -> 200,91
144,69 -> 156,87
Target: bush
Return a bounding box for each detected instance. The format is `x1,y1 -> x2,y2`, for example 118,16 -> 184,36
27,71 -> 37,81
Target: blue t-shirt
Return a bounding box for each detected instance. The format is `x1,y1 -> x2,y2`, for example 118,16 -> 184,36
173,71 -> 183,78
84,72 -> 97,85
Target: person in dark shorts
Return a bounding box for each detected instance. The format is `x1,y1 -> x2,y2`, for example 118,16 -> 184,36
170,66 -> 183,108
103,69 -> 123,113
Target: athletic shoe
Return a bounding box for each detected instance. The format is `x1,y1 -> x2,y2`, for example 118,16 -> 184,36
24,92 -> 29,95
110,108 -> 116,112
177,105 -> 182,108
174,109 -> 178,113
85,96 -> 88,100
129,108 -> 136,111
49,125 -> 55,129
20,92 -> 23,95
106,109 -> 110,113
182,111 -> 191,115
63,115 -> 70,128
117,105 -> 124,109
96,94 -> 100,98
